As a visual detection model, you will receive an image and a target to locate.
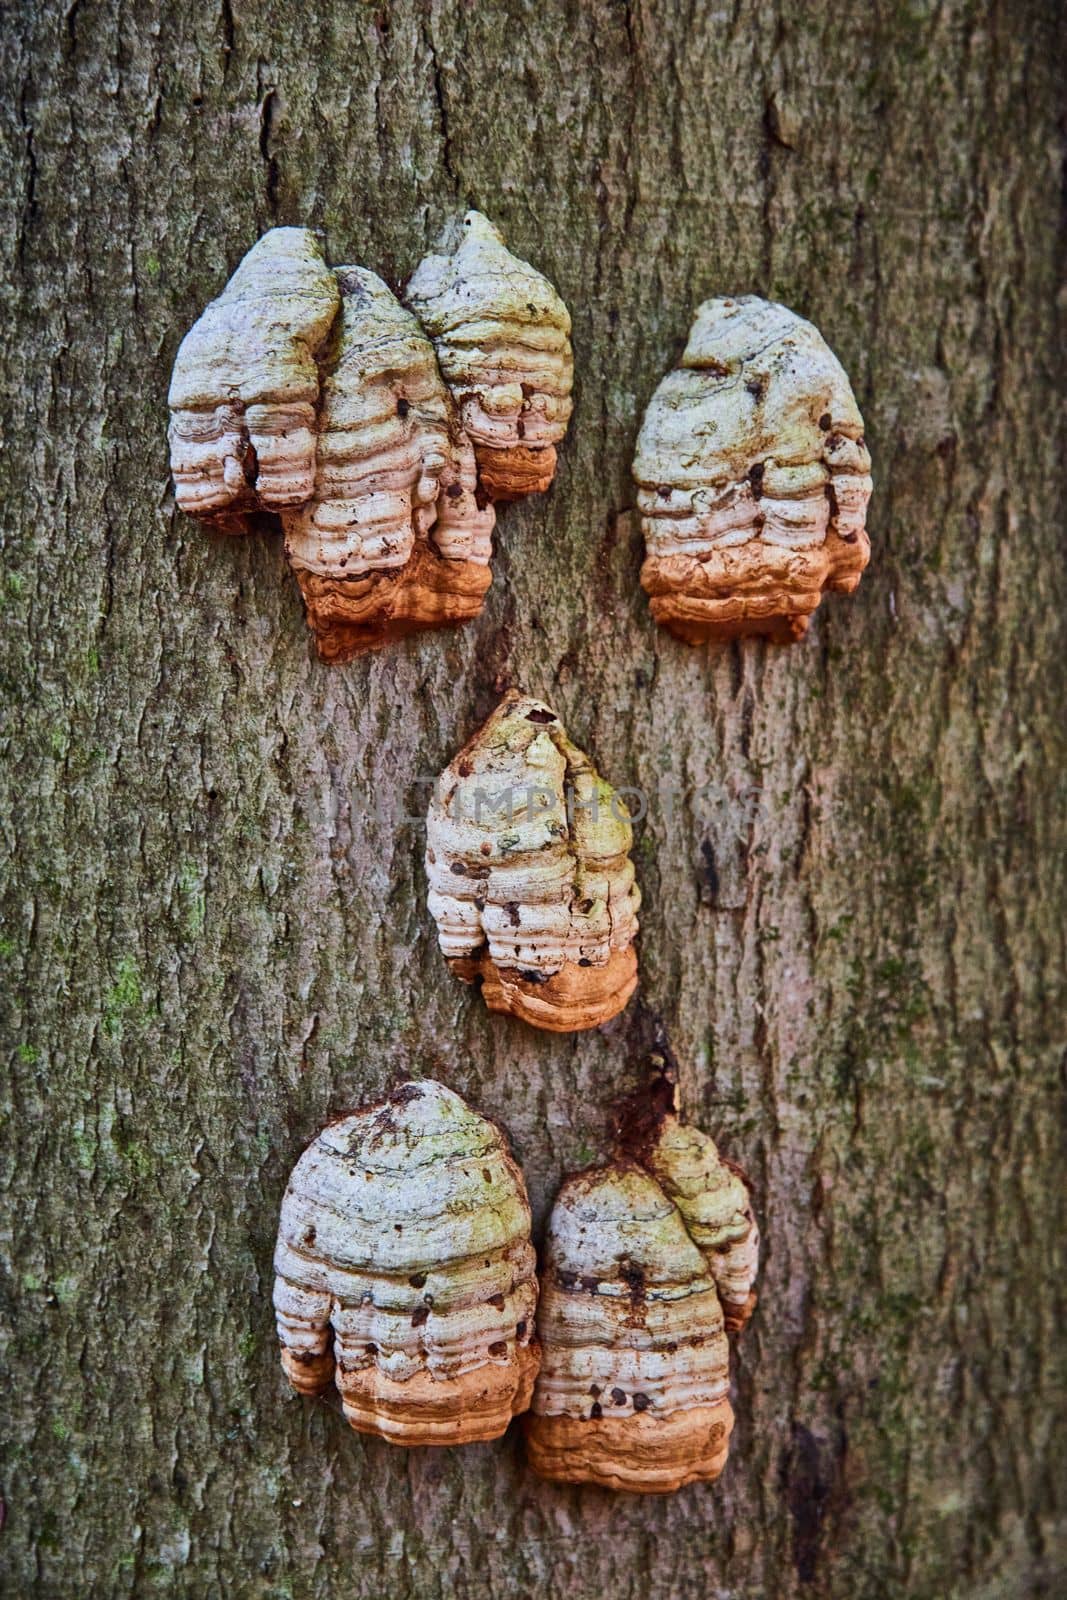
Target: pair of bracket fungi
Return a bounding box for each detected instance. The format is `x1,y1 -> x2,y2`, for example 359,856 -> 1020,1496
275,1076 -> 759,1494
167,214 -> 573,661
169,226 -> 872,656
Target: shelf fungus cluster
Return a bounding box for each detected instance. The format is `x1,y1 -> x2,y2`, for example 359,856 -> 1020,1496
634,295 -> 872,643
168,217 -> 572,660
526,1088 -> 758,1493
273,1080 -> 540,1446
425,691 -> 641,1032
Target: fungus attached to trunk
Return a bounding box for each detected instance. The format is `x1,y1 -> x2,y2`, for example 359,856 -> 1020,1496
425,691 -> 641,1031
405,211 -> 573,502
273,1080 -> 540,1445
526,1075 -> 759,1492
634,296 -> 872,643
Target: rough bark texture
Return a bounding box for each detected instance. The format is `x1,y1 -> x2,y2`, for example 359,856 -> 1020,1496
1,2 -> 1064,1597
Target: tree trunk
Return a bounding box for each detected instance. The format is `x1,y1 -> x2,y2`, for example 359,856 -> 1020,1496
2,2 -> 1064,1596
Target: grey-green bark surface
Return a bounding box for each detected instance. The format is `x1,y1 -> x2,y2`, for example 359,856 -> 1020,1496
1,1 -> 1065,1596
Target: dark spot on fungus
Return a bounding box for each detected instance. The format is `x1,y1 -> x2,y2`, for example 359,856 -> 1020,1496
411,1305 -> 430,1327
632,1393 -> 650,1412
409,1272 -> 427,1289
621,1263 -> 646,1306
389,1083 -> 421,1106
525,707 -> 556,723
489,1293 -> 506,1310
446,482 -> 463,498
488,1340 -> 508,1358
819,412 -> 832,430
397,397 -> 410,418
590,1401 -> 603,1419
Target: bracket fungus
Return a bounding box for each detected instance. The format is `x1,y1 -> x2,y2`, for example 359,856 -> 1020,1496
273,1080 -> 540,1446
281,266 -> 496,661
425,691 -> 641,1032
405,211 -> 573,501
526,1081 -> 758,1493
634,295 -> 872,643
168,220 -> 573,660
168,228 -> 340,528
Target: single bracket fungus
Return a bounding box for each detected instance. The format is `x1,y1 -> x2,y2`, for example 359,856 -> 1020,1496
273,1080 -> 540,1446
281,267 -> 496,661
168,220 -> 574,660
405,211 -> 573,501
634,296 -> 872,643
526,1078 -> 758,1492
425,691 -> 641,1032
168,228 -> 340,528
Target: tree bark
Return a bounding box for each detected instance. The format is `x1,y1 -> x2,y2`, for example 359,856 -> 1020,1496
1,1 -> 1064,1596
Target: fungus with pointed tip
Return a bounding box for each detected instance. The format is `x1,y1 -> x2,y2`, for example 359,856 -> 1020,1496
425,692 -> 640,1032
405,211 -> 573,502
281,266 -> 496,661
